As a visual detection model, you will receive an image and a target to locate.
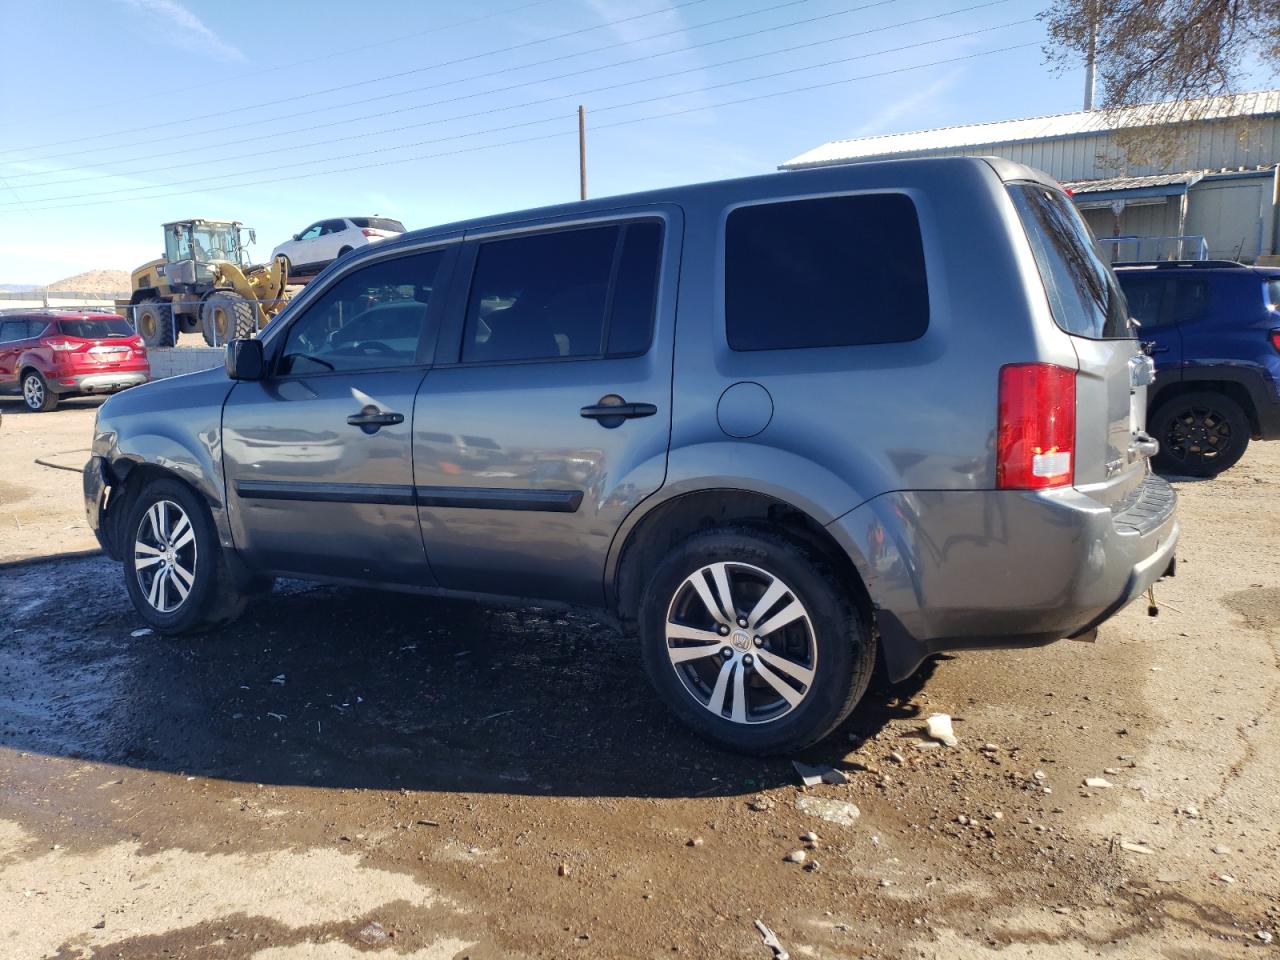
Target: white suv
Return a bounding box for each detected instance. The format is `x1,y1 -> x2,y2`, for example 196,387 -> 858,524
271,216 -> 405,274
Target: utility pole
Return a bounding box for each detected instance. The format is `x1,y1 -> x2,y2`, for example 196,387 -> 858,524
578,104 -> 587,201
1083,4 -> 1098,111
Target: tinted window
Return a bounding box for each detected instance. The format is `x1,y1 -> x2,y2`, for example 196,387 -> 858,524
279,250 -> 446,375
1008,183 -> 1132,339
725,194 -> 929,351
1167,277 -> 1211,324
462,220 -> 663,363
1266,279 -> 1280,309
0,320 -> 27,343
607,221 -> 662,356
1116,274 -> 1168,329
58,317 -> 135,339
351,217 -> 405,232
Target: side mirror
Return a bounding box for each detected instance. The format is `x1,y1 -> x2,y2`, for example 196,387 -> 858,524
292,233 -> 300,241
225,338 -> 264,381
247,228 -> 257,244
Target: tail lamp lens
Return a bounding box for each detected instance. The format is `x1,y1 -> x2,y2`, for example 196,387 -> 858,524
47,339 -> 81,352
997,363 -> 1077,489
1270,329 -> 1280,352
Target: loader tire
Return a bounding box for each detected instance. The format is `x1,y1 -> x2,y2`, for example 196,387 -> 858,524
134,297 -> 175,348
201,291 -> 257,347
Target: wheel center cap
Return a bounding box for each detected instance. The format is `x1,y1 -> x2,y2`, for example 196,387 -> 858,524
731,630 -> 751,651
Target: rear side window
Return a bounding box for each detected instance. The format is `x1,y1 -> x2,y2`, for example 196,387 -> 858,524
1008,183 -> 1132,339
0,319 -> 28,342
462,219 -> 663,363
725,193 -> 929,351
1265,278 -> 1280,309
351,217 -> 406,232
58,317 -> 135,339
1167,277 -> 1211,324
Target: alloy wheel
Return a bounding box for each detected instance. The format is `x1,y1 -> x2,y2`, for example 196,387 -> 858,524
1165,405 -> 1232,465
665,561 -> 816,724
22,375 -> 44,410
134,500 -> 198,613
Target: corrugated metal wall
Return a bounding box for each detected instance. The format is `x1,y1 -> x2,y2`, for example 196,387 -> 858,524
870,116 -> 1280,181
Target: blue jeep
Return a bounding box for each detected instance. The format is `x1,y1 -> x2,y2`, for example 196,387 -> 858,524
1115,261 -> 1280,476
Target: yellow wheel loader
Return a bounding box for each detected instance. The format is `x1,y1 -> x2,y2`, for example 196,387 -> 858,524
117,219 -> 292,348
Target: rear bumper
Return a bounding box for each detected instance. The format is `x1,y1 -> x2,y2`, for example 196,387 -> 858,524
53,370 -> 149,395
829,472 -> 1179,681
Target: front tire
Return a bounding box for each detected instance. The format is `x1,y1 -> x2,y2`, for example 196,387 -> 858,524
21,370 -> 58,412
639,526 -> 874,755
200,291 -> 257,347
122,477 -> 246,633
1151,391 -> 1251,477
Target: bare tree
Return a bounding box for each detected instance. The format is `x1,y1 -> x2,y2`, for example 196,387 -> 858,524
1044,1 -> 1280,170
1043,0 -> 1280,111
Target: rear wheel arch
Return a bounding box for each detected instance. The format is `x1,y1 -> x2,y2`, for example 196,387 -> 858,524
612,488 -> 873,628
1153,377 -> 1261,438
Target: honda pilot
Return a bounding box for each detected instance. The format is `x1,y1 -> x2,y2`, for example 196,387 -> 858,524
84,157 -> 1178,754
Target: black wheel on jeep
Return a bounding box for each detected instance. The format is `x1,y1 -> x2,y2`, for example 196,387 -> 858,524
639,526 -> 874,755
122,477 -> 246,633
134,297 -> 175,348
1150,390 -> 1251,477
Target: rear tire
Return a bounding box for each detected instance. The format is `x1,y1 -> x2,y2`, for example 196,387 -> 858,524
200,291 -> 257,347
122,477 -> 246,633
639,525 -> 874,755
21,370 -> 58,412
1151,390 -> 1251,477
134,297 -> 175,348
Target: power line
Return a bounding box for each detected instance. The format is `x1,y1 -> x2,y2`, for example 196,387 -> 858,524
2,17 -> 1033,207
0,39 -> 1040,215
40,0 -> 568,122
13,0 -> 1006,194
5,0 -> 815,172
0,0 -> 720,160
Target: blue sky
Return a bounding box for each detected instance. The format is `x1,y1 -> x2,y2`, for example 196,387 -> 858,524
1,0 -> 1088,282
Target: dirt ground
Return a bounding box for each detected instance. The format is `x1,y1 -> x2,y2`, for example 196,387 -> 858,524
1,400 -> 1277,959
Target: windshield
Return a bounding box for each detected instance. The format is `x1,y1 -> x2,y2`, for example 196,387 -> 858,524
58,317 -> 135,339
1008,183 -> 1133,339
165,222 -> 243,265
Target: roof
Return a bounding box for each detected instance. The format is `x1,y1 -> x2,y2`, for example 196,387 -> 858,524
780,89 -> 1280,170
1064,172 -> 1205,195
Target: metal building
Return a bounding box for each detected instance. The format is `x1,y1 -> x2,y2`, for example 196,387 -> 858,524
780,90 -> 1280,262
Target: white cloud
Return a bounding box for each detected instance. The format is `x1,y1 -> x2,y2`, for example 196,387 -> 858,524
849,70 -> 965,138
118,0 -> 246,63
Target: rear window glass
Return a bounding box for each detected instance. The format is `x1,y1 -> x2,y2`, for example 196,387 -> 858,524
351,217 -> 405,232
1008,183 -> 1132,339
58,317 -> 135,339
725,193 -> 929,351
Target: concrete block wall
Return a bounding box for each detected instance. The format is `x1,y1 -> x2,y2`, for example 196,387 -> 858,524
147,348 -> 223,380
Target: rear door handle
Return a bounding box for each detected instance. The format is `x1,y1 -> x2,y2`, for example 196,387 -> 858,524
347,407 -> 404,433
580,396 -> 657,427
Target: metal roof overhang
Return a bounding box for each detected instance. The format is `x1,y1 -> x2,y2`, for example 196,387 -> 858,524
1069,174 -> 1204,209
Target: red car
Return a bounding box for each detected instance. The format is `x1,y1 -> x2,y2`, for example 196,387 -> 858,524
0,310 -> 150,412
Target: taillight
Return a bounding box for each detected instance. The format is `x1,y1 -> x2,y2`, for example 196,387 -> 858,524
997,363 -> 1077,489
361,229 -> 378,237
46,338 -> 82,352
1270,328 -> 1280,352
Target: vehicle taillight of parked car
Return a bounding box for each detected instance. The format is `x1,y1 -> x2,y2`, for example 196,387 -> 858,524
996,362 -> 1077,489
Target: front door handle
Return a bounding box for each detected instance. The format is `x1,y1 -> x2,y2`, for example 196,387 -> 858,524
347,406 -> 404,434
580,395 -> 657,428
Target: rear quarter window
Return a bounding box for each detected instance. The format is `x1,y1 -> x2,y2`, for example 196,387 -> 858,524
725,193 -> 929,351
1008,183 -> 1132,339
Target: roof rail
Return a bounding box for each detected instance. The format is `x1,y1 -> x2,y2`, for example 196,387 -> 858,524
1112,259 -> 1246,269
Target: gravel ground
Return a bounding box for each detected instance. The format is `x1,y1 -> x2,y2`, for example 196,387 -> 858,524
0,401 -> 1277,958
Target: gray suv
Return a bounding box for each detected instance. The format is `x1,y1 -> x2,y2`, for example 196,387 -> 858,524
85,157 -> 1178,754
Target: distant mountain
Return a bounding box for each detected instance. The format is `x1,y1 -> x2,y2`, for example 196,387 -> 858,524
0,283 -> 40,292
47,269 -> 131,292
